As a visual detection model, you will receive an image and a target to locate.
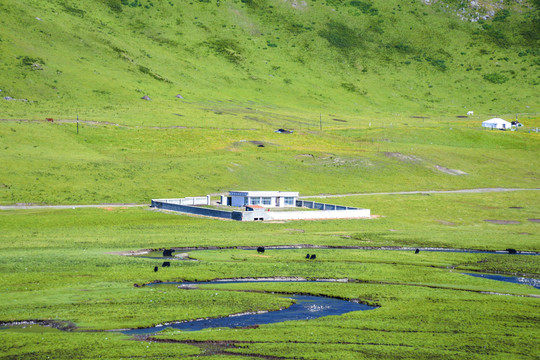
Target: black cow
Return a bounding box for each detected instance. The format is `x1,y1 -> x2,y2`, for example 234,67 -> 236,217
154,266 -> 158,272
310,254 -> 316,260
306,253 -> 310,259
506,248 -> 518,254
257,247 -> 265,253
162,261 -> 171,267
415,248 -> 420,254
163,249 -> 175,257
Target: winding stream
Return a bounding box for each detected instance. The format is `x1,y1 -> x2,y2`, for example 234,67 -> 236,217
122,280 -> 376,335
464,273 -> 540,289
136,246 -> 539,261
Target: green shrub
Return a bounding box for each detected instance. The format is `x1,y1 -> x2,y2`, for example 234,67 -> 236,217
60,3 -> 86,17
21,56 -> 45,66
349,0 -> 378,16
319,21 -> 362,50
483,72 -> 509,84
207,39 -> 244,64
101,0 -> 123,12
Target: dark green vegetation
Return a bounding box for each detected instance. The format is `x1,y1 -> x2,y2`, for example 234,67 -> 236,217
1,0 -> 539,358
0,0 -> 539,123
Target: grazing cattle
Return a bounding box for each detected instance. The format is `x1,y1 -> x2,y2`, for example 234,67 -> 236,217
257,246 -> 265,253
506,248 -> 518,254
162,261 -> 171,267
310,254 -> 316,260
46,118 -> 54,122
467,111 -> 474,116
163,249 -> 175,257
154,266 -> 158,272
306,253 -> 310,259
415,248 -> 420,254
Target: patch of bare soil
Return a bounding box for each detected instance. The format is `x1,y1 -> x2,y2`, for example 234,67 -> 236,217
285,228 -> 305,233
139,337 -> 288,359
0,320 -> 76,331
528,219 -> 540,223
295,153 -> 314,159
434,165 -> 468,176
107,249 -> 153,256
484,220 -> 521,225
384,152 -> 422,162
438,220 -> 456,226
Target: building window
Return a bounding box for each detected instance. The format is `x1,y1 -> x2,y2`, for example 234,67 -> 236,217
250,197 -> 261,205
262,197 -> 271,205
284,197 -> 294,205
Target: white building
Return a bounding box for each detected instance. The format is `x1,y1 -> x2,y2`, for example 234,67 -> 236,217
482,118 -> 512,130
223,191 -> 299,208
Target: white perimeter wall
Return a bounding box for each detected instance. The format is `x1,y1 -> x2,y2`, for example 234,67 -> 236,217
265,209 -> 370,221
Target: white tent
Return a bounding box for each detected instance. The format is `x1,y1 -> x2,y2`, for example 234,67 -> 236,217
482,118 -> 512,130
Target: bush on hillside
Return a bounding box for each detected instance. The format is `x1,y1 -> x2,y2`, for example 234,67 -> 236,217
349,1 -> 378,16
319,21 -> 362,50
21,56 -> 45,66
101,0 -> 123,13
483,72 -> 509,84
207,39 -> 244,65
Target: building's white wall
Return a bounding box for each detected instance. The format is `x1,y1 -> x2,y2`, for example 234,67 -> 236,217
265,209 -> 370,221
229,195 -> 297,208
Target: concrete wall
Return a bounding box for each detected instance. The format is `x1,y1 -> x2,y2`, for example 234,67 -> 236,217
152,199 -> 369,221
151,200 -> 234,220
296,200 -> 359,211
265,209 -> 370,221
154,197 -> 209,206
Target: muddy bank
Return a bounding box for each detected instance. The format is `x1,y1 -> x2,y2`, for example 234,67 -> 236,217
0,320 -> 76,331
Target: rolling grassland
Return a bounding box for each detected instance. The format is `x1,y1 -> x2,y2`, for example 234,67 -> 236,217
0,0 -> 539,358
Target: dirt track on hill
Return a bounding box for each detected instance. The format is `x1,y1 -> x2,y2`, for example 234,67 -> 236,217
300,188 -> 540,199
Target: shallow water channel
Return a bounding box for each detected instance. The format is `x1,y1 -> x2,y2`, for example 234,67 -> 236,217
464,273 -> 540,289
123,280 -> 376,335
138,246 -> 539,260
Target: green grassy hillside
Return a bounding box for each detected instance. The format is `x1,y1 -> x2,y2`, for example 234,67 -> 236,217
1,120 -> 539,204
1,0 -> 539,125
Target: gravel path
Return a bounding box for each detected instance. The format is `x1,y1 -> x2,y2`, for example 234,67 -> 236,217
299,188 -> 540,199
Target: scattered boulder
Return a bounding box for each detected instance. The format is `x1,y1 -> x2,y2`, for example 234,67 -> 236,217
275,128 -> 293,134
175,94 -> 184,99
484,220 -> 520,225
4,96 -> 13,101
141,95 -> 151,101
